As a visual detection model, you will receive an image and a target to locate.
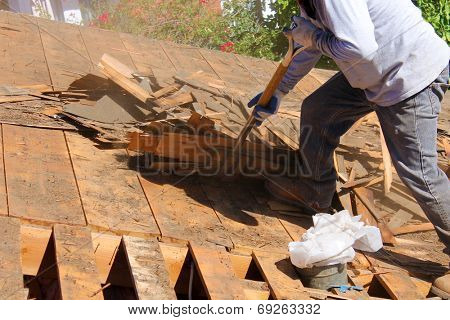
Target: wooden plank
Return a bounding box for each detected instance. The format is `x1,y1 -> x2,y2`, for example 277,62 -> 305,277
37,18 -> 94,89
351,159 -> 370,178
0,12 -> 51,85
98,54 -> 153,104
373,268 -> 425,300
29,92 -> 60,102
152,133 -> 218,163
53,224 -> 104,300
353,187 -> 388,222
122,236 -> 176,300
337,183 -> 354,216
0,125 -> 7,216
351,252 -> 372,269
159,242 -> 189,288
347,269 -> 374,288
330,287 -> 372,300
119,34 -> 176,84
61,112 -> 125,142
353,187 -> 396,245
187,112 -> 215,131
200,178 -> 293,254
3,125 -> 85,225
387,209 -> 413,230
21,225 -> 52,276
156,92 -> 193,109
384,189 -> 427,220
128,131 -> 281,161
0,95 -> 39,103
304,287 -> 352,300
379,126 -> 393,195
65,132 -> 159,237
392,223 -> 434,235
341,176 -> 383,189
242,279 -> 271,300
17,84 -> 53,92
100,52 -> 136,78
229,254 -> 253,279
346,161 -> 357,182
252,250 -> 310,300
160,41 -> 217,76
0,217 -> 28,300
411,277 -> 432,298
153,84 -> 182,99
335,153 -> 354,215
189,242 -> 246,300
79,25 -> 135,68
139,174 -> 232,247
266,120 -> 299,149
340,135 -> 366,149
91,232 -> 122,284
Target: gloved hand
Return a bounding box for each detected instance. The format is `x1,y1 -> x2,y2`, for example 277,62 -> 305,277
290,15 -> 319,48
247,89 -> 286,126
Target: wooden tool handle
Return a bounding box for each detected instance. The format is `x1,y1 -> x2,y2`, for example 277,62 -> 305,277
231,40 -> 307,163
257,63 -> 290,107
233,62 -> 290,151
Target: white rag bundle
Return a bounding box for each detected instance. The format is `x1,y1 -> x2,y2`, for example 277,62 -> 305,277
289,210 -> 383,268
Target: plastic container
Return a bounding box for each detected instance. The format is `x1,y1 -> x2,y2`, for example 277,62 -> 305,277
296,263 -> 348,290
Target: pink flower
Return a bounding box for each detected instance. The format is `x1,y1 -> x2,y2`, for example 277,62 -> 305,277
220,41 -> 235,53
98,11 -> 109,23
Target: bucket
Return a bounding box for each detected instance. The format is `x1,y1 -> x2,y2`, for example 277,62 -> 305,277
296,263 -> 348,290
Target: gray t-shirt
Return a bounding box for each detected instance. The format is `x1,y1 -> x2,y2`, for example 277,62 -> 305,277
279,0 -> 450,106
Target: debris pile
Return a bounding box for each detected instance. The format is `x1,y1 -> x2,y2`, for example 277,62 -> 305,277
70,54 -> 301,175
1,53 -> 448,254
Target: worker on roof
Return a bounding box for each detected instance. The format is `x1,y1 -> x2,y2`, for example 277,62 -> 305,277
248,0 -> 450,298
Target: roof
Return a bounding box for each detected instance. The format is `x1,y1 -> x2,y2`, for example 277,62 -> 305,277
0,10 -> 448,300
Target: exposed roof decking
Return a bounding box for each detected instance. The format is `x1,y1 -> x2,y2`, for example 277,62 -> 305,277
0,11 -> 446,301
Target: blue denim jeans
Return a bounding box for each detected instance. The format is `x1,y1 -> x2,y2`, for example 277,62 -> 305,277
298,65 -> 450,249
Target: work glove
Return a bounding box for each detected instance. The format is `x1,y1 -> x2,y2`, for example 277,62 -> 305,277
247,89 -> 286,126
290,15 -> 319,48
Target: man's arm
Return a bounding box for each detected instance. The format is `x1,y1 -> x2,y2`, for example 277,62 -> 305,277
278,46 -> 322,93
313,0 -> 378,61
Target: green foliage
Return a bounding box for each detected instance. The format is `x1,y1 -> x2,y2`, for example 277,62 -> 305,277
265,0 -> 338,69
86,0 -> 449,63
416,0 -> 450,43
222,0 -> 278,60
265,0 -> 300,58
88,0 -> 229,50
87,0 -> 278,59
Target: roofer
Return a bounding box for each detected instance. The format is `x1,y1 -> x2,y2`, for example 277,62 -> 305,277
248,0 -> 450,297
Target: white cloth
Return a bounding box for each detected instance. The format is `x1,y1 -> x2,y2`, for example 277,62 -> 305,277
289,210 -> 383,268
